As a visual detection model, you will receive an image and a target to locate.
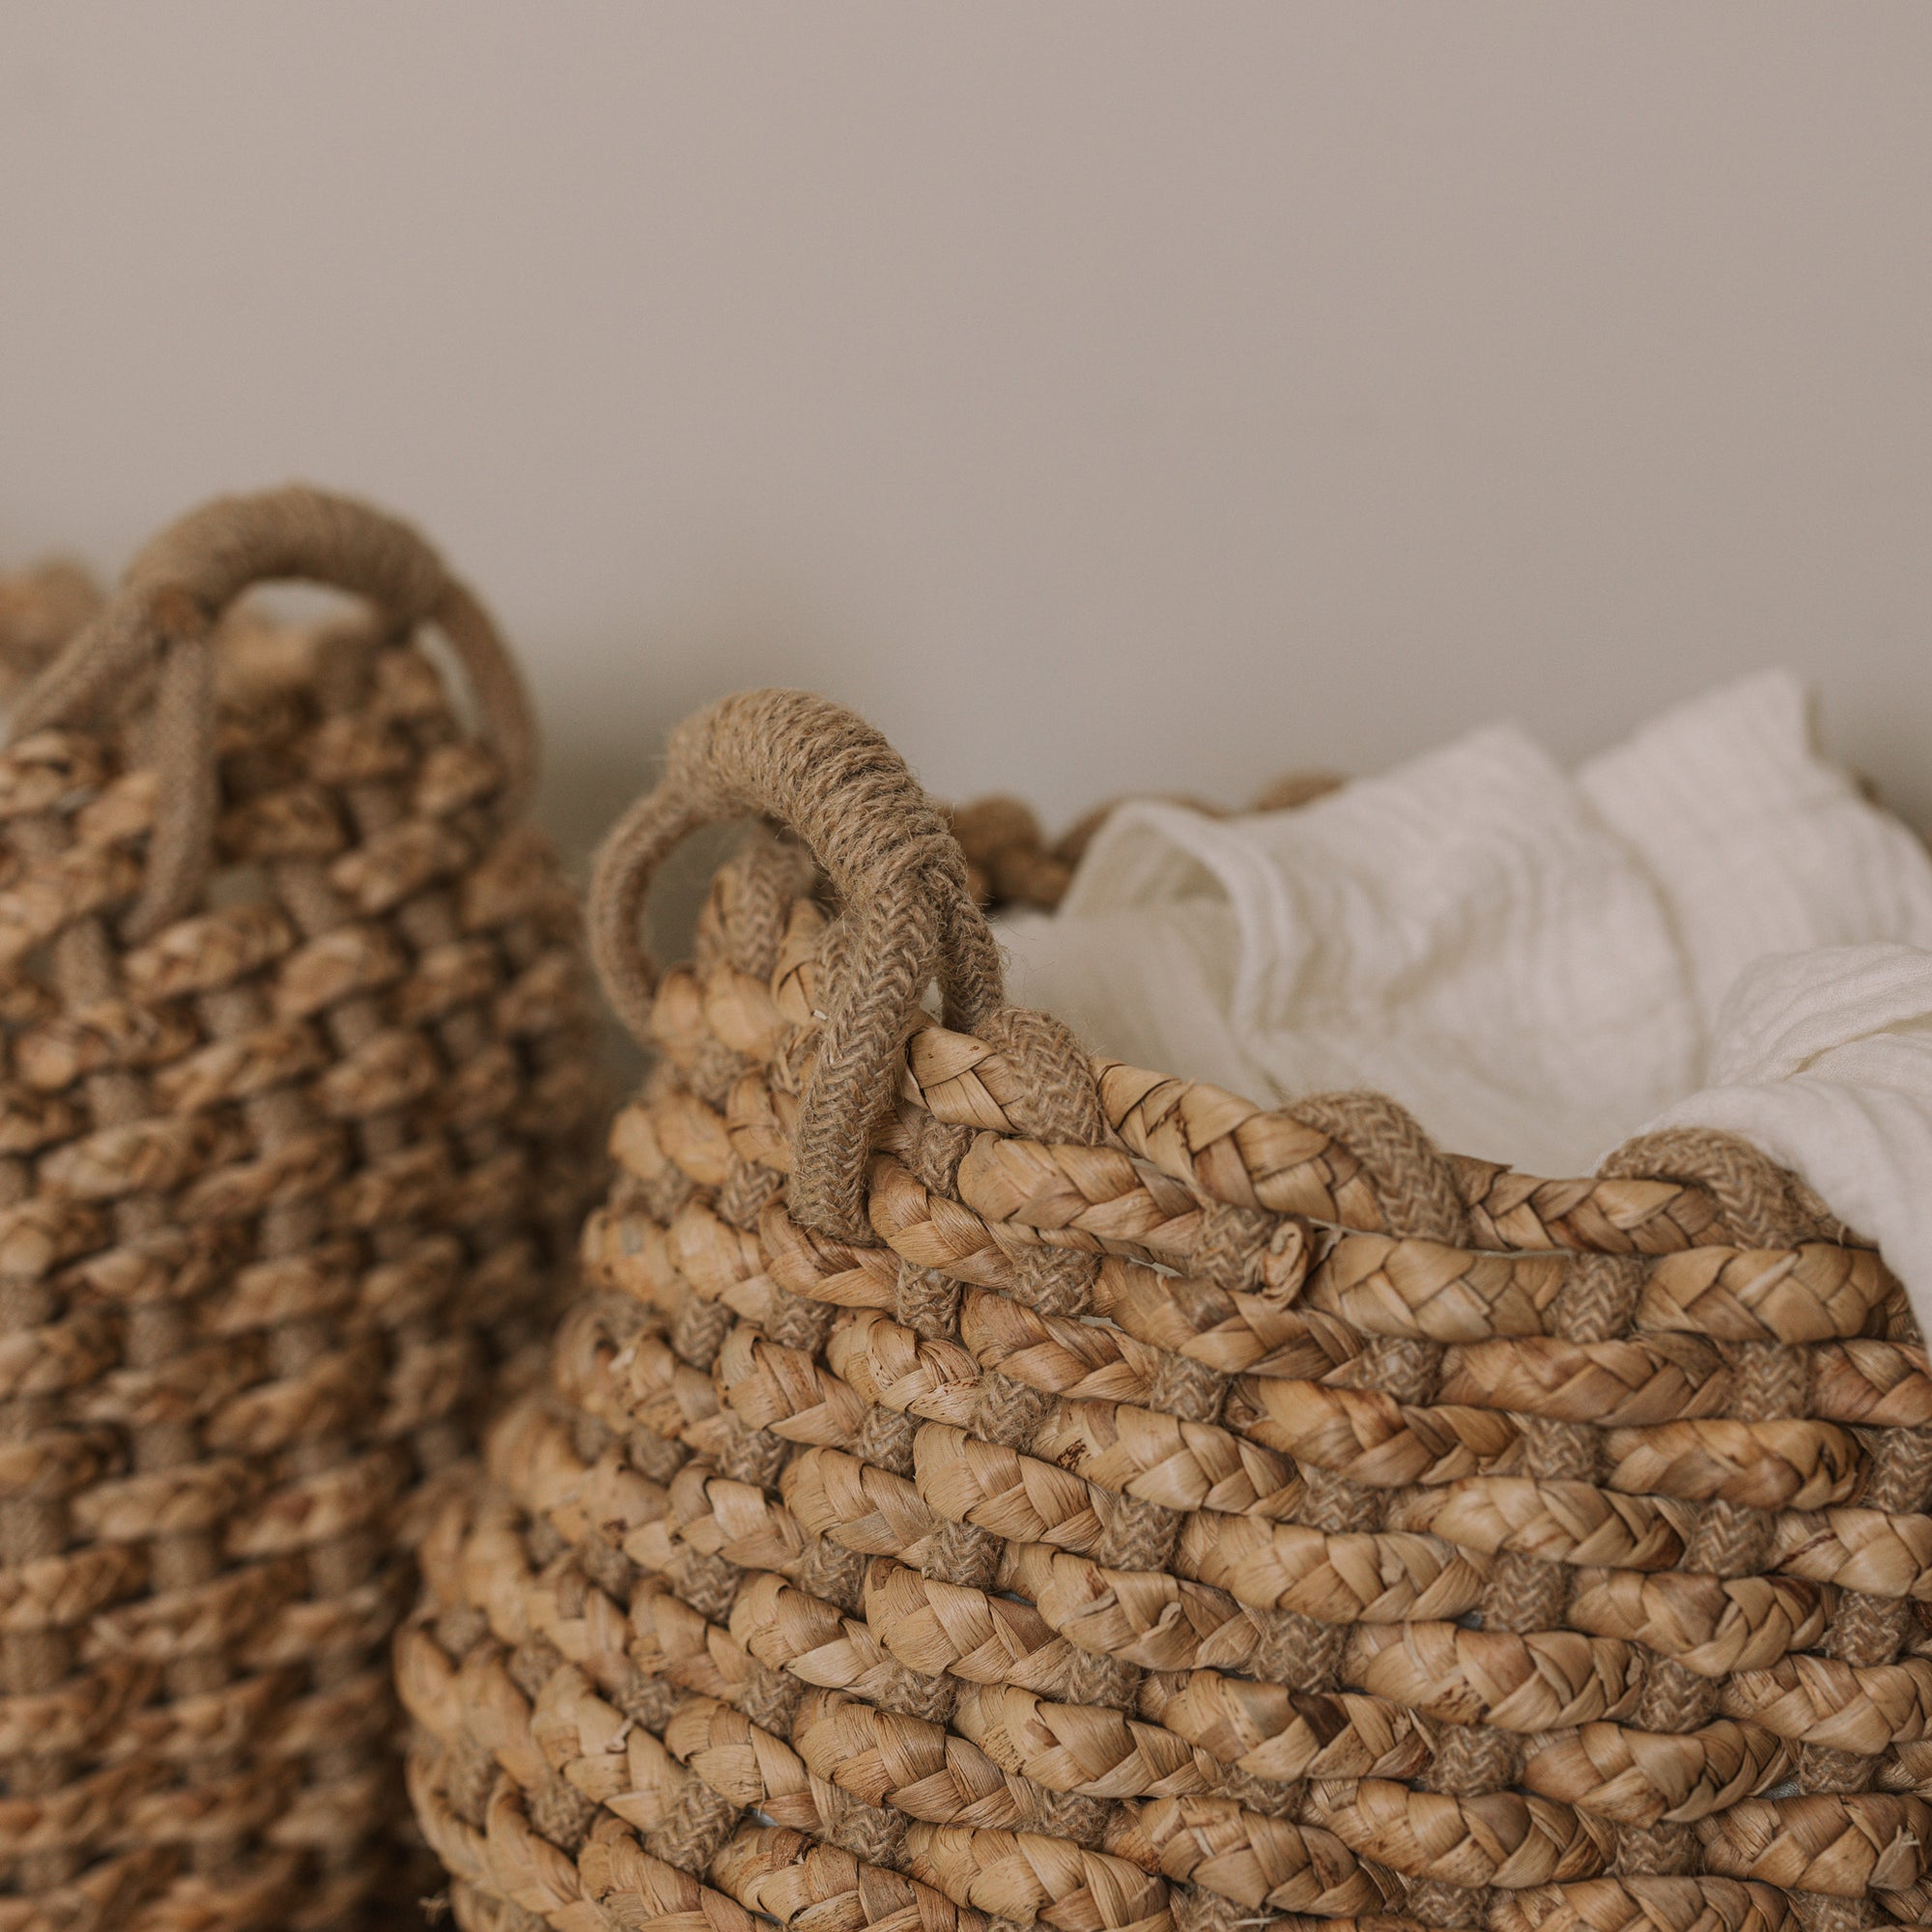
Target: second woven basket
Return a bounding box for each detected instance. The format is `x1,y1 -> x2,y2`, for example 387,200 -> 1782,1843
404,690 -> 1931,1932
0,489 -> 601,1931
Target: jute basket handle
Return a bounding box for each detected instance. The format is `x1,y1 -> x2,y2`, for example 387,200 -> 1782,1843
5,484 -> 537,940
589,689 -> 1007,1239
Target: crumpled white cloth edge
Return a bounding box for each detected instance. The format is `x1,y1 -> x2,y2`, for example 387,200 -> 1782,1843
1639,942 -> 1932,1316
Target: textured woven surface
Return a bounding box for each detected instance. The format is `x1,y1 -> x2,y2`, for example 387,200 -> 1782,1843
408,693 -> 1932,1932
0,493 -> 600,1930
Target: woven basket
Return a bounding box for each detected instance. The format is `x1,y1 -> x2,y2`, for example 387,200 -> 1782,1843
0,489 -> 600,1930
404,689 -> 1932,1932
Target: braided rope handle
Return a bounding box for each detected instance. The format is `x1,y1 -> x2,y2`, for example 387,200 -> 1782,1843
589,690 -> 1007,1239
5,484 -> 538,940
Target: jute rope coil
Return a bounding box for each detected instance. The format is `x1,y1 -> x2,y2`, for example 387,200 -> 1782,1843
409,690 -> 1927,1932
0,487 -> 600,1930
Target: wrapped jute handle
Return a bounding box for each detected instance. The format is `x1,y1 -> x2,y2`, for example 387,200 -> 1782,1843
6,484 -> 537,940
589,689 -> 1007,1240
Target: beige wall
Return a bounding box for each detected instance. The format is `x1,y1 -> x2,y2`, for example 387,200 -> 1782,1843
4,3 -> 1930,867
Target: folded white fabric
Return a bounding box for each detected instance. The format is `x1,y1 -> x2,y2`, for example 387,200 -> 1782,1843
995,669 -> 1932,1308
1001,724 -> 1697,1177
1645,946 -> 1932,1298
1577,673 -> 1932,1025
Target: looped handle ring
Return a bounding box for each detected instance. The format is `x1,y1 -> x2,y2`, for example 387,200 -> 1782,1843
6,485 -> 538,940
588,689 -> 1006,1239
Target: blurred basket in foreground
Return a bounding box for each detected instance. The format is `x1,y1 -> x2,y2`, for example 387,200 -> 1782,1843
0,488 -> 600,1929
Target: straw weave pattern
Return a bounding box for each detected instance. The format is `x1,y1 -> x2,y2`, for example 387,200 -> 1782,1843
0,565 -> 599,1927
409,696 -> 1932,1932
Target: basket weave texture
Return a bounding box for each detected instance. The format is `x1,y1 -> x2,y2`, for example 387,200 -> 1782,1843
0,490 -> 600,1930
406,691 -> 1932,1932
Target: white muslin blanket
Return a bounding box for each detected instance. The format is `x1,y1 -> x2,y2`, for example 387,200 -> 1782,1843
995,671 -> 1932,1308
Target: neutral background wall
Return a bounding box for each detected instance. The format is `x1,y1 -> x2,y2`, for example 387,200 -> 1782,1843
4,4 -> 1930,874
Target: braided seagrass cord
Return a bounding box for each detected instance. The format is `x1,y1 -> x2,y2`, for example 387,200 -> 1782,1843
411,690 -> 1932,1932
0,489 -> 600,1930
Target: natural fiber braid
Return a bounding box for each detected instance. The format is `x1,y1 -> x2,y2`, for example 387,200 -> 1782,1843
0,559 -> 99,699
5,497 -> 590,1926
0,1213 -> 75,1895
1404,1246 -> 1646,1925
0,879 -> 91,1894
696,828 -> 814,985
1787,1381 -> 1932,1929
1242,1089 -> 1476,1921
0,484 -> 595,1930
891,1095 -> 976,1343
1601,1126 -> 1823,1250
591,692 -> 1007,1242
1303,1094 -> 1505,1925
10,815 -> 191,1893
419,687 -> 1930,1932
1293,1090 -> 1473,1248
1593,1128 -> 1822,1888
974,1008 -> 1106,1150
943,1010 -> 1178,1572
603,885 -> 998,1788
11,487 -> 537,940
